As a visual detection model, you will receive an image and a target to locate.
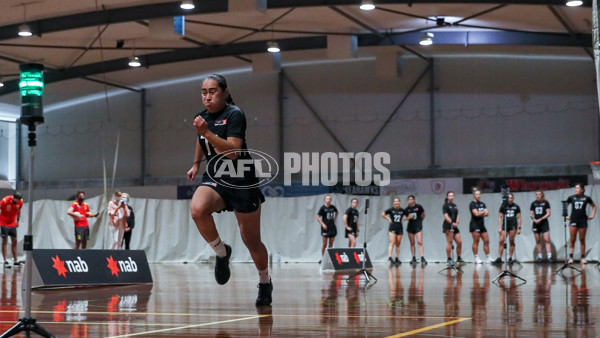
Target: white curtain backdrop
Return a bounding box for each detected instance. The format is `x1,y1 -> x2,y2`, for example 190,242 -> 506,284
13,186 -> 600,263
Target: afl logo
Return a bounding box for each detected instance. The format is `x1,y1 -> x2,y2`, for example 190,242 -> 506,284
207,149 -> 279,189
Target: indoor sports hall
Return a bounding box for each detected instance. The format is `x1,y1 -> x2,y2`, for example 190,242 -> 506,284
0,1 -> 599,337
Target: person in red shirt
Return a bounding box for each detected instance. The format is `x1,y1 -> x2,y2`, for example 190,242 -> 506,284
0,192 -> 23,268
67,191 -> 98,249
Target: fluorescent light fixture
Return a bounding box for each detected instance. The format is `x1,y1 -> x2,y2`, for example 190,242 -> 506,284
267,41 -> 280,53
0,80 -> 4,88
419,32 -> 434,46
565,1 -> 583,6
359,0 -> 375,11
128,56 -> 141,67
18,24 -> 32,37
180,1 -> 195,10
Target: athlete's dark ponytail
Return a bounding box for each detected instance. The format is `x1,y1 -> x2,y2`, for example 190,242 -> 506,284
203,73 -> 235,105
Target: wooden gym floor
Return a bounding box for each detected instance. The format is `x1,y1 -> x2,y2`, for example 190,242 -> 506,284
0,261 -> 598,337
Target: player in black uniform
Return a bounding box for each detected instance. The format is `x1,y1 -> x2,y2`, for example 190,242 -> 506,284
405,195 -> 427,264
344,198 -> 360,248
382,198 -> 405,265
493,193 -> 521,265
318,195 -> 338,257
443,191 -> 463,264
566,184 -> 596,264
187,74 -> 271,306
469,189 -> 493,264
530,190 -> 552,263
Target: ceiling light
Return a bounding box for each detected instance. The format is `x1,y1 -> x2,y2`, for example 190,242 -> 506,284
18,24 -> 32,37
419,32 -> 434,46
180,1 -> 195,10
359,0 -> 375,11
565,1 -> 583,6
128,56 -> 141,67
0,80 -> 4,88
267,41 -> 280,53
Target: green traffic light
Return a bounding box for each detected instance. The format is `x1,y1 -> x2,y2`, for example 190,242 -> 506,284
19,71 -> 44,97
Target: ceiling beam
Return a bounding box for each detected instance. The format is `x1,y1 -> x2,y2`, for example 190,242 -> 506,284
0,1 -> 228,41
265,0 -> 591,8
0,1 -> 592,42
0,30 -> 591,96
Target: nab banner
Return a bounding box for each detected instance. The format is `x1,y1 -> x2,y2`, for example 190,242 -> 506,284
321,248 -> 372,271
29,249 -> 153,289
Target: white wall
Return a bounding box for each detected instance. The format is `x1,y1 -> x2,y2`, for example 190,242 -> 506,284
8,55 -> 598,185
12,186 -> 600,263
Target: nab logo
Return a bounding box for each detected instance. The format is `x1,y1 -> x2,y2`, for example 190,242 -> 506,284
118,257 -> 138,272
335,252 -> 350,264
106,256 -> 138,277
52,256 -> 88,277
51,256 -> 68,278
353,252 -> 364,264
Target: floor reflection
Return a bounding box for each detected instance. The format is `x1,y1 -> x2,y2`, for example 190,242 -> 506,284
443,268 -> 462,337
0,269 -> 19,328
471,266 -> 490,337
320,274 -> 341,337
533,264 -> 553,328
36,284 -> 152,337
570,268 -> 594,337
0,262 -> 599,337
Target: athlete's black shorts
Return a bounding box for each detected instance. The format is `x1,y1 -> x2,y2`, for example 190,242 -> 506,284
345,226 -> 358,238
470,222 -> 487,233
322,224 -> 337,238
407,223 -> 422,234
501,223 -> 518,232
75,227 -> 89,241
389,223 -> 403,235
200,175 -> 265,213
0,226 -> 17,238
442,223 -> 460,233
570,219 -> 588,228
532,220 -> 549,233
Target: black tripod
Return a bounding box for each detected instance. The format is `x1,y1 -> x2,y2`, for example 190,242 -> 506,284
492,187 -> 525,286
347,198 -> 377,287
439,243 -> 463,274
555,204 -> 581,276
1,124 -> 55,338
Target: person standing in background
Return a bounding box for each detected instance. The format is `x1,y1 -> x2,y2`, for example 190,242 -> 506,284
108,191 -> 130,250
493,193 -> 521,265
67,191 -> 99,249
344,198 -> 359,248
318,195 -> 338,257
405,195 -> 427,264
530,190 -> 552,263
382,198 -> 405,265
566,184 -> 596,264
121,193 -> 135,250
0,192 -> 23,268
442,191 -> 463,264
470,189 -> 493,264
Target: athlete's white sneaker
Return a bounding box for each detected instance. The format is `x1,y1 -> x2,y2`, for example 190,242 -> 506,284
581,258 -> 587,264
486,256 -> 495,264
475,256 -> 483,264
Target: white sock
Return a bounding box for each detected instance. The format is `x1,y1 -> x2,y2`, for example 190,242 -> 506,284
538,253 -> 543,259
208,237 -> 227,257
258,269 -> 270,284
547,253 -> 552,259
